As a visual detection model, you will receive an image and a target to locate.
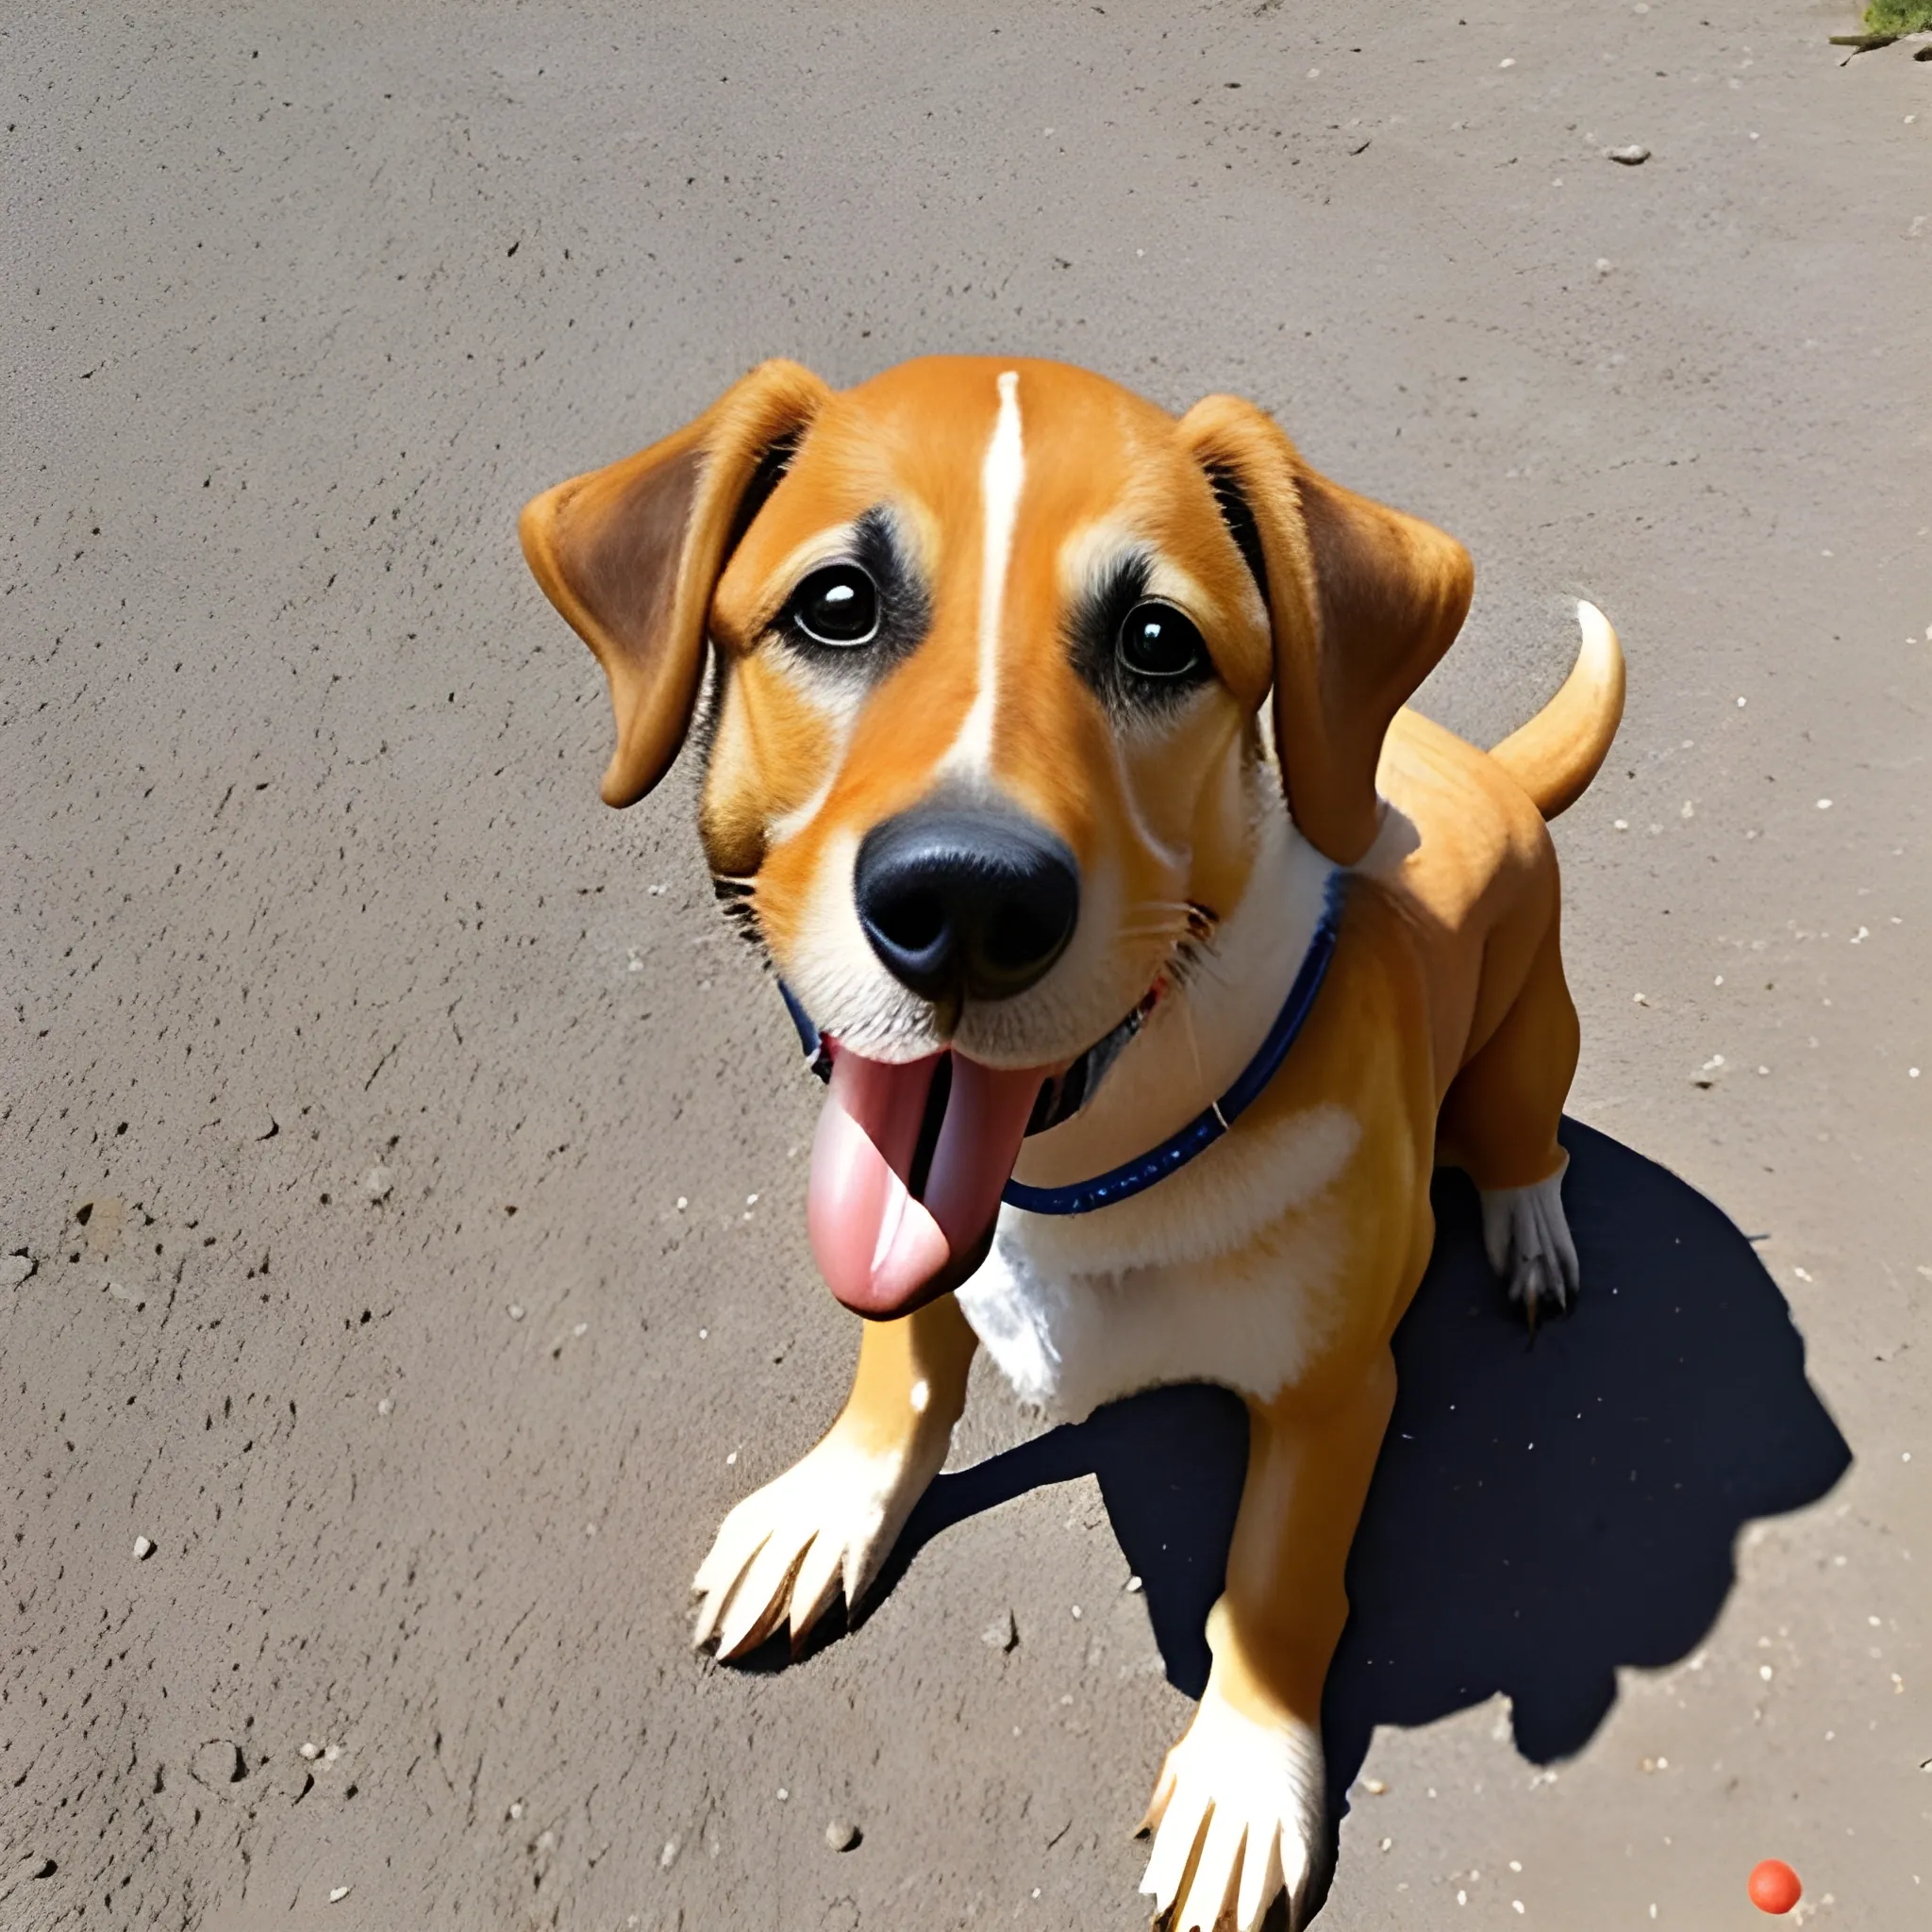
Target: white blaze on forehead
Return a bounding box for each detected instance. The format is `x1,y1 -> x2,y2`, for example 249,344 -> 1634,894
941,369 -> 1024,777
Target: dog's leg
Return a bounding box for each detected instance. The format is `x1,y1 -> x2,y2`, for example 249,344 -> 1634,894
691,1295 -> 975,1659
1140,1356 -> 1395,1932
1438,927 -> 1581,1318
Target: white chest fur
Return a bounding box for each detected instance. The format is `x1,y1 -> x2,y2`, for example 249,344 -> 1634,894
956,805 -> 1367,1420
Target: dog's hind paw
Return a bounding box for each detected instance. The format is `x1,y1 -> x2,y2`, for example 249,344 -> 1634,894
691,1431 -> 940,1660
1139,1682 -> 1326,1932
1480,1157 -> 1579,1320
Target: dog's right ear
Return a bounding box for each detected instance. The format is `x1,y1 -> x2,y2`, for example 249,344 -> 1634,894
519,358 -> 832,807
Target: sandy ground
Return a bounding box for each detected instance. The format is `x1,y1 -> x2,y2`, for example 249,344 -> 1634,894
5,3 -> 1929,1926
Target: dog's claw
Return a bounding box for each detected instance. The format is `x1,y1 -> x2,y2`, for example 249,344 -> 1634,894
787,1529 -> 846,1647
715,1528 -> 812,1657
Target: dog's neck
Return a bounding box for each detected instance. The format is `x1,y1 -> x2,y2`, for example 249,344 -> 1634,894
1009,781 -> 1338,1192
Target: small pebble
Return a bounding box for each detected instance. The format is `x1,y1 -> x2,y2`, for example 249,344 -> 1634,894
508,1799 -> 524,1820
377,1397 -> 393,1416
1607,143 -> 1651,164
324,1743 -> 342,1762
133,1536 -> 154,1560
362,1165 -> 393,1203
0,1254 -> 33,1288
1361,1776 -> 1388,1795
982,1609 -> 1020,1652
826,1818 -> 860,1852
328,1887 -> 351,1905
300,1742 -> 320,1760
508,1304 -> 525,1322
659,1838 -> 679,1869
1124,1574 -> 1142,1593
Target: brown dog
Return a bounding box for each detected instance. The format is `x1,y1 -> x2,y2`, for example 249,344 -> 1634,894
521,355 -> 1623,1928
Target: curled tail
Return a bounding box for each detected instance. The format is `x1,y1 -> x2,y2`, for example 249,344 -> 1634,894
1489,600 -> 1625,821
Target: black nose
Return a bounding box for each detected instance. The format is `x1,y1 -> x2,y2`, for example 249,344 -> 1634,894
855,807 -> 1080,1003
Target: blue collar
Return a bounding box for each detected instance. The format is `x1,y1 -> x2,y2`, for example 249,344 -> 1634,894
775,869 -> 1346,1219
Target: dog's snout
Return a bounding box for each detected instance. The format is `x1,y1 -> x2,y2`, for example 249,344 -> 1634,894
855,808 -> 1079,1003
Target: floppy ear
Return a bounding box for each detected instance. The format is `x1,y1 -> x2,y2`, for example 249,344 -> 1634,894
1176,394 -> 1474,865
519,358 -> 832,807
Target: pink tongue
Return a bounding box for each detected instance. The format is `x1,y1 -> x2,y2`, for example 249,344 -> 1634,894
808,1046 -> 1045,1318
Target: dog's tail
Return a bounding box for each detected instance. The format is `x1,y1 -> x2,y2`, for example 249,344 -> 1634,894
1488,600 -> 1625,821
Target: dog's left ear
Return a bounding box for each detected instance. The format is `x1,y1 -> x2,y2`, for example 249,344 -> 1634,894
520,358 -> 832,807
1177,394 -> 1474,865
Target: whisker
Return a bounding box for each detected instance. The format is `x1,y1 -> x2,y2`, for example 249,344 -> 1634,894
1174,972 -> 1211,1095
1172,946 -> 1235,991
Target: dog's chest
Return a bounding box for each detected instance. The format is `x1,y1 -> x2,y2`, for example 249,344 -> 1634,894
955,1101 -> 1362,1420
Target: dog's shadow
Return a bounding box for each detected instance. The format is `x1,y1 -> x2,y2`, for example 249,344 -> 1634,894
866,1120 -> 1851,1841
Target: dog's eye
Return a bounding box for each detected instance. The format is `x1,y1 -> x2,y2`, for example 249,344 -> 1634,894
1117,602 -> 1207,681
791,564 -> 880,648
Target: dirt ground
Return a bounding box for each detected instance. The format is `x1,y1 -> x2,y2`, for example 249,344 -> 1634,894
5,3 -> 1928,1926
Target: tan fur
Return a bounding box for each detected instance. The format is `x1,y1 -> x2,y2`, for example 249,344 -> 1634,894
520,354 -> 1624,1931
1489,597 -> 1626,820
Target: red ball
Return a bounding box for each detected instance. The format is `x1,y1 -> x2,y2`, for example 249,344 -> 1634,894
1747,1860 -> 1803,1914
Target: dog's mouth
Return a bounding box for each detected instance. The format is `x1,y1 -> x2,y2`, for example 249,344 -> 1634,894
799,911 -> 1216,1320
807,1043 -> 1054,1319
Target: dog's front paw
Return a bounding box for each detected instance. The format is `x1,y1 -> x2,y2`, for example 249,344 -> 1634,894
691,1431 -> 939,1660
1139,1681 -> 1326,1932
1480,1159 -> 1579,1321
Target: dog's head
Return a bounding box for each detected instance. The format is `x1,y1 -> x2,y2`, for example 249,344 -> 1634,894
522,356 -> 1470,1317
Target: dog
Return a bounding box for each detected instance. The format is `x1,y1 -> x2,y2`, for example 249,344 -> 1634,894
520,354 -> 1623,1929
